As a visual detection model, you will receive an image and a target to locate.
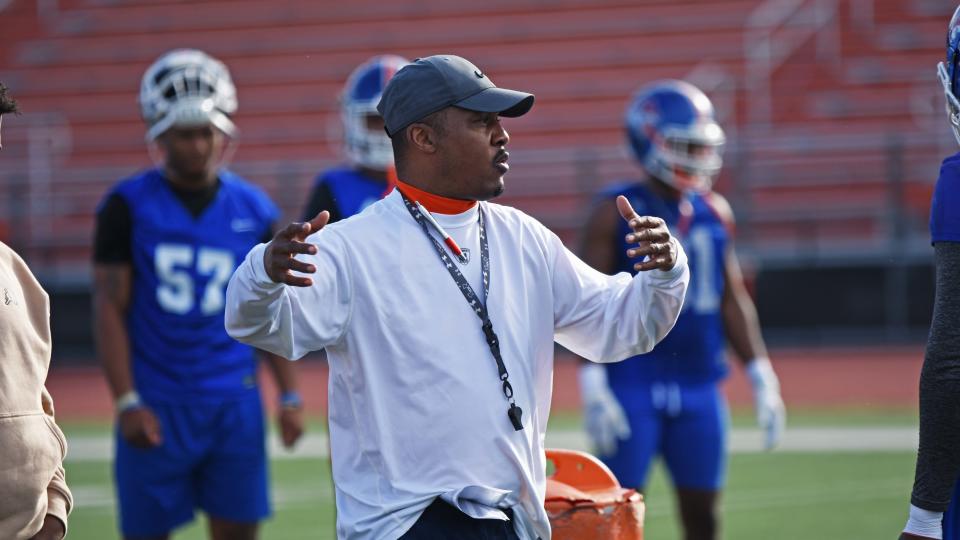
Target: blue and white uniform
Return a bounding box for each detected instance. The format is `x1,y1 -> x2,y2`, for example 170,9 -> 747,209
600,181 -> 731,490
96,168 -> 278,537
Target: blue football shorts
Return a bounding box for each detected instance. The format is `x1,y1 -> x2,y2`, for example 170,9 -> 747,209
114,392 -> 270,537
602,381 -> 728,491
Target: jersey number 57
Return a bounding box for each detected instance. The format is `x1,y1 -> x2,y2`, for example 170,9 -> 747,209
155,243 -> 235,315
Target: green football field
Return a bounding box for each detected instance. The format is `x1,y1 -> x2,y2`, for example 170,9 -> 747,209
62,409 -> 919,540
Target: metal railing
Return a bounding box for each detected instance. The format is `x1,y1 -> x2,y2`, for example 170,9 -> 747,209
744,0 -> 840,127
0,112 -> 72,254
0,131 -> 941,283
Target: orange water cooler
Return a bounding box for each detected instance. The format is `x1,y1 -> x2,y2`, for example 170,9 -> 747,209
545,449 -> 645,540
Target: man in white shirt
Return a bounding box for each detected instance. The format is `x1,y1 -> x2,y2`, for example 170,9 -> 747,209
225,54 -> 690,540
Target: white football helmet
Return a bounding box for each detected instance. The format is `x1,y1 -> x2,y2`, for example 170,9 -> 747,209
340,54 -> 408,170
139,49 -> 238,142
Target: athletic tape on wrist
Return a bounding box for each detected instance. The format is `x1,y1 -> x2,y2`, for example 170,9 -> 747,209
115,390 -> 142,414
280,391 -> 303,409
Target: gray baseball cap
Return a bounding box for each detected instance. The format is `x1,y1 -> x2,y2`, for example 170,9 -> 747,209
376,55 -> 534,137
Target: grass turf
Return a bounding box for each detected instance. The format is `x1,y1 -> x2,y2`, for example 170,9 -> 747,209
62,409 -> 918,539
65,457 -> 335,540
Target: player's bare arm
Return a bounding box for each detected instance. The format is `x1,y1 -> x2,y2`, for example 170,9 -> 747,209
722,240 -> 786,448
93,264 -> 133,397
93,263 -> 162,448
617,195 -> 678,272
263,352 -> 305,449
264,211 -> 330,286
706,191 -> 767,362
712,196 -> 785,450
721,247 -> 769,362
580,198 -> 621,274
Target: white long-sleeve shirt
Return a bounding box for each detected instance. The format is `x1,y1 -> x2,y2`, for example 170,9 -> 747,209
225,190 -> 688,539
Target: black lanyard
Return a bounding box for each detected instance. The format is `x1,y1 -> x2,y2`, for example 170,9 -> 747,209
399,194 -> 523,431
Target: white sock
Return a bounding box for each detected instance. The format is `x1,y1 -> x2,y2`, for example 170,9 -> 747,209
903,504 -> 943,539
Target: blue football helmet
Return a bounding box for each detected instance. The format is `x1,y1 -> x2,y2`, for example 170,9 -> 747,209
341,54 -> 409,170
938,5 -> 960,146
625,80 -> 725,192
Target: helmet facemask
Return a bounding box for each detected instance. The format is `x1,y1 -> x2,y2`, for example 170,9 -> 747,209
939,5 -> 960,147
140,50 -> 238,143
938,61 -> 960,146
646,122 -> 725,193
341,103 -> 395,171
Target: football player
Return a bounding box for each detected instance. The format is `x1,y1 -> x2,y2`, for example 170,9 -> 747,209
900,6 -> 960,540
302,54 -> 409,222
92,49 -> 303,540
577,80 -> 786,540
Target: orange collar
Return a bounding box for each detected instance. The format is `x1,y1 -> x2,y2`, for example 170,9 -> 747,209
395,179 -> 477,215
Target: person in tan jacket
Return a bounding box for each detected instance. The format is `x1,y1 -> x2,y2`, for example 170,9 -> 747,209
0,83 -> 73,539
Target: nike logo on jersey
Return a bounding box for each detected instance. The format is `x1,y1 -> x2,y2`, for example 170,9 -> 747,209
230,218 -> 257,232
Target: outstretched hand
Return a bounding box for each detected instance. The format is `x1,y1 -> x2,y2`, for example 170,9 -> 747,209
264,211 -> 330,286
617,196 -> 678,272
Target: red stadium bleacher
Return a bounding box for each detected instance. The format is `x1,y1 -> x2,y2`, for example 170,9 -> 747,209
0,0 -> 952,283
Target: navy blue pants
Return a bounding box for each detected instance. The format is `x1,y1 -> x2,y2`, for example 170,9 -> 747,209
400,499 -> 520,540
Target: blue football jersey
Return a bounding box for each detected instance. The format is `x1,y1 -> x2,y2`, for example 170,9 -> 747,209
108,169 -> 278,402
602,182 -> 729,385
932,153 -> 960,244
315,166 -> 387,219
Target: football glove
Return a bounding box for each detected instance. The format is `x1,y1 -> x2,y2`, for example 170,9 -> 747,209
578,363 -> 631,456
746,358 -> 786,450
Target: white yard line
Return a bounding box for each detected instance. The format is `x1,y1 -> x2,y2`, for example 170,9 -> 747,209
64,426 -> 918,463
66,428 -> 917,511
68,485 -> 334,511
643,477 -> 907,518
